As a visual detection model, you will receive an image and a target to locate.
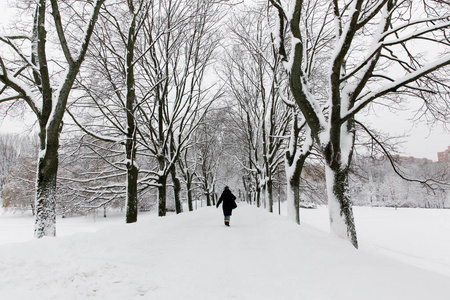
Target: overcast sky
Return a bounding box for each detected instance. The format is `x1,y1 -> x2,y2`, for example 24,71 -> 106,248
364,103 -> 449,161
0,2 -> 448,161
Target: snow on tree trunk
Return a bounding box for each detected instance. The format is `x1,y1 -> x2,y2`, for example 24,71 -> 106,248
285,170 -> 300,224
285,152 -> 308,225
284,112 -> 311,225
325,164 -> 358,248
322,112 -> 358,248
323,124 -> 358,249
124,4 -> 139,224
34,151 -> 58,238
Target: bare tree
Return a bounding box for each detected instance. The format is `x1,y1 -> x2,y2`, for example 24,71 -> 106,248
269,0 -> 450,248
0,134 -> 25,195
0,0 -> 105,237
57,136 -> 126,217
222,7 -> 290,211
67,1 -> 176,223
1,134 -> 37,214
193,110 -> 230,207
178,145 -> 197,211
136,0 -> 224,216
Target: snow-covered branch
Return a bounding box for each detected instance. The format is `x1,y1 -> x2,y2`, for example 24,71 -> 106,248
0,57 -> 41,117
343,54 -> 450,122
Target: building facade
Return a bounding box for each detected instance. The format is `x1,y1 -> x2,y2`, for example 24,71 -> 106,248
437,145 -> 450,162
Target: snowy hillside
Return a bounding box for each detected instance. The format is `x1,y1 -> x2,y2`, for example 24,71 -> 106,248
0,204 -> 449,300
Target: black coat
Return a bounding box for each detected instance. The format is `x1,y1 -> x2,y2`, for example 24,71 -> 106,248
216,189 -> 236,216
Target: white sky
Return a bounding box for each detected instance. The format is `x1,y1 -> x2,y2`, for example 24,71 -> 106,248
0,2 -> 12,26
363,104 -> 449,161
0,2 -> 448,161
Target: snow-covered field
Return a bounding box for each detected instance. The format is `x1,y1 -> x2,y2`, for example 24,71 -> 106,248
301,205 -> 450,277
0,204 -> 449,299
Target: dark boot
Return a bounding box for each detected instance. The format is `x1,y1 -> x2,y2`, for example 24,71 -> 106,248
224,220 -> 230,226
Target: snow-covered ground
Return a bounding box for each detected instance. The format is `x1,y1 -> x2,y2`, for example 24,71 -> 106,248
0,204 -> 449,299
300,205 -> 450,277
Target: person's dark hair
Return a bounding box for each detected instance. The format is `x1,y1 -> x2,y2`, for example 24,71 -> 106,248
224,186 -> 229,191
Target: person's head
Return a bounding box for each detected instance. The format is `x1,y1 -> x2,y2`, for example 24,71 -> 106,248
224,186 -> 230,191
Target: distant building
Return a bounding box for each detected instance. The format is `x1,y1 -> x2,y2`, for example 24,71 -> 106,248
437,146 -> 450,162
383,155 -> 432,165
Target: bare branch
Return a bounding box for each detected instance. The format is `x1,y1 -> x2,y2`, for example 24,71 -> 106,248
355,119 -> 448,190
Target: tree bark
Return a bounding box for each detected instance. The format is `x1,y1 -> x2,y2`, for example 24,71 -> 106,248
126,162 -> 139,223
157,173 -> 167,216
286,173 -> 299,225
285,155 -> 307,225
242,176 -> 250,204
123,1 -> 140,223
170,165 -> 182,214
211,189 -> 216,206
325,163 -> 358,249
205,191 -> 211,207
35,144 -> 58,238
186,180 -> 193,211
266,177 -> 273,213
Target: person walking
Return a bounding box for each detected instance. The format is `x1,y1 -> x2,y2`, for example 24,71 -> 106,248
216,186 -> 237,226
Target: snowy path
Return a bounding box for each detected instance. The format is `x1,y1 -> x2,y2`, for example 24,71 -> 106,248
0,204 -> 449,299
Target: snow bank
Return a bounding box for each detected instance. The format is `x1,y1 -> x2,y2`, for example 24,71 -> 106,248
0,205 -> 449,299
300,205 -> 450,277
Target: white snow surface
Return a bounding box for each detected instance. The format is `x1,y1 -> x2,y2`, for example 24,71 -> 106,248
1,204 -> 449,299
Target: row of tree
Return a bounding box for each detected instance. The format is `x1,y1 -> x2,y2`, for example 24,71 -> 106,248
351,156 -> 450,209
0,0 -> 236,237
1,0 -> 450,249
3,133 -> 448,214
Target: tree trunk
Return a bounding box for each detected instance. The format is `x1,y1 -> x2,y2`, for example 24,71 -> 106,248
255,176 -> 261,207
325,161 -> 358,249
158,174 -> 167,216
170,166 -> 182,214
124,6 -> 138,224
261,183 -> 266,208
205,191 -> 211,207
187,182 -> 193,212
125,162 -> 138,223
211,191 -> 216,206
267,177 -> 273,213
285,153 -> 307,225
286,172 -> 300,225
184,169 -> 194,211
284,112 -> 310,224
256,186 -> 261,207
34,148 -> 58,238
242,176 -> 251,204
322,107 -> 358,248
